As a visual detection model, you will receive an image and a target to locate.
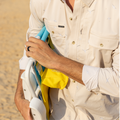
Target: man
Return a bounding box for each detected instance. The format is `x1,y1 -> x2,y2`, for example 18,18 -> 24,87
14,0 -> 119,120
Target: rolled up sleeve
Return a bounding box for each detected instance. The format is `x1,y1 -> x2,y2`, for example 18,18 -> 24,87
82,43 -> 119,97
82,65 -> 100,91
19,0 -> 44,70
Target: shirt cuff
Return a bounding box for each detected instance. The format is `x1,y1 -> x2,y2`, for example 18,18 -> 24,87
19,49 -> 31,70
82,65 -> 100,91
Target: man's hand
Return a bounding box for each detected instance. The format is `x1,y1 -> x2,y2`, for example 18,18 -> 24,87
25,37 -> 59,69
14,70 -> 33,120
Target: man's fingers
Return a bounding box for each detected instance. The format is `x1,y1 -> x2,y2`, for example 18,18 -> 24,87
25,46 -> 38,52
26,50 -> 33,57
25,41 -> 40,49
25,37 -> 47,50
29,37 -> 44,44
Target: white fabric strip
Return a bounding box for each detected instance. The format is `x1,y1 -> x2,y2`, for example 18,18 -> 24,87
82,65 -> 100,91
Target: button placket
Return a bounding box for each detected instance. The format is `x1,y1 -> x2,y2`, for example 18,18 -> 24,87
68,16 -> 78,60
67,78 -> 77,104
68,0 -> 83,61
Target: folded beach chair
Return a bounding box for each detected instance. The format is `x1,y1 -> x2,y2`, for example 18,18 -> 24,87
21,26 -> 69,120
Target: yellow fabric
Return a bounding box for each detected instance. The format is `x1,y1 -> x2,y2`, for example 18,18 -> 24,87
41,68 -> 68,89
40,84 -> 49,120
39,68 -> 68,120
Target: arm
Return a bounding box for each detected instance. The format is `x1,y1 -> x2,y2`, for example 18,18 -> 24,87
98,44 -> 119,97
15,70 -> 25,101
15,0 -> 44,119
14,70 -> 33,120
25,37 -> 85,85
82,43 -> 119,97
53,55 -> 85,85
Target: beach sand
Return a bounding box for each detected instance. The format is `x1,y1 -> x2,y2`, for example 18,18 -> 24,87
0,0 -> 30,119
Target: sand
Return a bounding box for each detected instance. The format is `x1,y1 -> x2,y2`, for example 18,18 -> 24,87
0,0 -> 30,119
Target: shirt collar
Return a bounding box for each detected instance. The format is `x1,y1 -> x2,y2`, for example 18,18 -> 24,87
60,0 -> 94,7
60,0 -> 66,3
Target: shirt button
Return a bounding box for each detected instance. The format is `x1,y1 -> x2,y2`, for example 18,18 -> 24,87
70,17 -> 72,20
100,43 -> 103,47
72,99 -> 74,102
52,31 -> 54,34
73,80 -> 75,83
72,41 -> 75,44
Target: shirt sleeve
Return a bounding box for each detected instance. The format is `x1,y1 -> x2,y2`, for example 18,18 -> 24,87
19,0 -> 44,70
82,65 -> 100,91
82,43 -> 119,97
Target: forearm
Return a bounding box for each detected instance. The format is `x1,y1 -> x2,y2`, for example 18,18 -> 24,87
14,70 -> 32,120
14,70 -> 25,104
54,56 -> 85,85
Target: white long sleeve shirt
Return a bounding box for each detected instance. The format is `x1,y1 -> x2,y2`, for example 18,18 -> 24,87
19,0 -> 119,119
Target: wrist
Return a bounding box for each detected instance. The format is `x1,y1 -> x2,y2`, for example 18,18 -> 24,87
53,55 -> 62,70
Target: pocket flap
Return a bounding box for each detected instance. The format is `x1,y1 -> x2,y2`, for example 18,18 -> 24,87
44,19 -> 65,38
89,33 -> 119,50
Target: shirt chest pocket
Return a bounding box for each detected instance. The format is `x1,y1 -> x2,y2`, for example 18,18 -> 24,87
44,19 -> 66,55
88,31 -> 119,67
45,19 -> 65,39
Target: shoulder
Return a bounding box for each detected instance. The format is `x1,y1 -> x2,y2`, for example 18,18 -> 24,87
30,0 -> 49,8
30,0 -> 49,18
